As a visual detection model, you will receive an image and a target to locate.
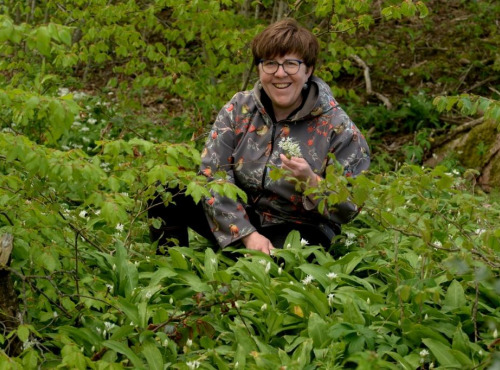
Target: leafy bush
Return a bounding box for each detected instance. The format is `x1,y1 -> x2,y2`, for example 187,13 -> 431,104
1,1 -> 499,368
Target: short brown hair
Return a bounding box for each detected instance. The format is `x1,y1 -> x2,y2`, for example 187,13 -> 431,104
251,18 -> 319,71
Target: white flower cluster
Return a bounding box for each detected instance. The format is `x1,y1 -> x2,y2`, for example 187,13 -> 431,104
278,137 -> 302,158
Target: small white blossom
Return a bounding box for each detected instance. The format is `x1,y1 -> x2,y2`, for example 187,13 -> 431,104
115,223 -> 124,232
452,169 -> 460,175
87,118 -> 97,125
494,329 -> 498,339
186,361 -> 201,369
420,349 -> 429,357
300,238 -> 309,246
302,275 -> 314,285
104,322 -> 116,331
278,267 -> 282,275
328,293 -> 335,307
145,291 -> 153,299
265,261 -> 271,273
53,311 -> 58,318
345,232 -> 355,239
424,314 -> 428,320
286,243 -> 291,249
278,137 -> 302,158
58,87 -> 70,96
327,272 -> 338,280
432,241 -> 442,248
261,303 -> 267,311
169,297 -> 174,304
186,338 -> 193,347
95,210 -> 101,215
105,284 -> 114,292
80,126 -> 90,132
475,228 -> 485,235
79,210 -> 87,218
22,340 -> 35,350
91,346 -> 95,352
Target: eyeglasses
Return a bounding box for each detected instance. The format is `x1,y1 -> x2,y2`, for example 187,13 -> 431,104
259,59 -> 304,75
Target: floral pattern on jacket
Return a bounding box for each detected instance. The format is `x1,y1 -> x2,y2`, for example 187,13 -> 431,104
200,76 -> 370,248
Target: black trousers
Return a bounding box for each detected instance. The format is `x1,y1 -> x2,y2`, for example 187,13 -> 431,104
147,187 -> 334,251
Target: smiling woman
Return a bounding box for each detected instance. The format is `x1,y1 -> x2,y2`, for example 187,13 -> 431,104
149,18 -> 370,255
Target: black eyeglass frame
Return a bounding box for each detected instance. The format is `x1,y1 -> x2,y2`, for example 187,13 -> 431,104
258,59 -> 305,75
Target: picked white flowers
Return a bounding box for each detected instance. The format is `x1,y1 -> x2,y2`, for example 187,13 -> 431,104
278,137 -> 302,158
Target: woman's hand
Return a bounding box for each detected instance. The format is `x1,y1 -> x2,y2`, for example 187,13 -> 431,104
242,231 -> 275,255
280,154 -> 318,186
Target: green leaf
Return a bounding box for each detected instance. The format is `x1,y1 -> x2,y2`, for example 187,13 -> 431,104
342,298 -> 365,325
308,313 -> 330,349
142,339 -> 164,369
204,248 -> 217,280
169,249 -> 188,269
17,324 -> 30,342
103,340 -> 146,369
416,1 -> 429,18
443,280 -> 467,311
422,338 -> 463,368
35,26 -> 51,56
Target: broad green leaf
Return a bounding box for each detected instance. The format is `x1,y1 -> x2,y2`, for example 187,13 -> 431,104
170,249 -> 188,269
422,338 -> 462,368
103,340 -> 145,369
383,351 -> 414,370
342,298 -> 365,325
176,271 -> 210,292
308,313 -> 330,349
142,339 -> 164,369
35,26 -> 51,56
204,248 -> 217,280
443,280 -> 467,311
17,324 -> 30,342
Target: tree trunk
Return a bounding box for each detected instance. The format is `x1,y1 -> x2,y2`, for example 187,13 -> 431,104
0,234 -> 22,356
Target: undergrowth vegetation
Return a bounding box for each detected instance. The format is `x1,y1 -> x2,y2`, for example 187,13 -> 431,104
0,0 -> 499,369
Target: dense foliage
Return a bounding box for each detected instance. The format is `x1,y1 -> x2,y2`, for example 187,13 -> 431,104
0,0 -> 499,369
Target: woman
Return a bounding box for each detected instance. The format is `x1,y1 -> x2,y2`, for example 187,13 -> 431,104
149,18 -> 370,255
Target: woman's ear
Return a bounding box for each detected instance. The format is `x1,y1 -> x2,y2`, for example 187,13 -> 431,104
306,66 -> 314,79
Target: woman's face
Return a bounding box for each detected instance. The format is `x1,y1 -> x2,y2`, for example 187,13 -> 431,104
258,53 -> 312,121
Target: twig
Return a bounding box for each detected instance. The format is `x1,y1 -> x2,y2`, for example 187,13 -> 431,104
472,280 -> 479,342
74,231 -> 80,297
349,54 -> 393,109
241,60 -> 255,92
432,117 -> 484,148
393,232 -> 404,323
464,76 -> 498,93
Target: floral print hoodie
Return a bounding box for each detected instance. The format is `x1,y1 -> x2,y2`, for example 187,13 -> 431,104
200,76 -> 370,248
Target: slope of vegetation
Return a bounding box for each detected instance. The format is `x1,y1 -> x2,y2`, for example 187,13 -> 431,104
0,0 -> 499,368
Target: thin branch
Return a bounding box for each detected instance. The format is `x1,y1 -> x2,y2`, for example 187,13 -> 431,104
349,54 -> 392,109
74,231 -> 80,297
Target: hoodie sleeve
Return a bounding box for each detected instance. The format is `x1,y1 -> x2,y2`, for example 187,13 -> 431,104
200,99 -> 256,248
303,110 -> 370,225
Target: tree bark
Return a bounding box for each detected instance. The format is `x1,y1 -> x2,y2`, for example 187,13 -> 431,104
0,234 -> 22,356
